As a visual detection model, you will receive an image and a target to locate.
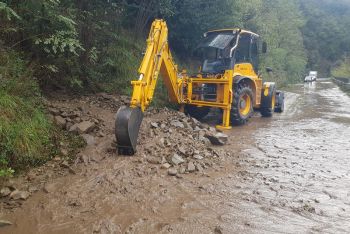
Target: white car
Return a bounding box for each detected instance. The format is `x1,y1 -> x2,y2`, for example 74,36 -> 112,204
304,75 -> 316,82
304,71 -> 317,82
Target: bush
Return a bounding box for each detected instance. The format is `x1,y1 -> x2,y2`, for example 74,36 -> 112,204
331,58 -> 350,78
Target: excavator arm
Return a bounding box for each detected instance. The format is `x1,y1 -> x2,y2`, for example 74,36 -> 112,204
115,19 -> 182,155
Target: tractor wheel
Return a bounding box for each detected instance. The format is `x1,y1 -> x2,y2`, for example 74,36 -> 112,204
231,84 -> 254,125
184,105 -> 210,120
274,91 -> 285,113
260,84 -> 276,117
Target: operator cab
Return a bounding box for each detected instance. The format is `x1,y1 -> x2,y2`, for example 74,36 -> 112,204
195,29 -> 261,74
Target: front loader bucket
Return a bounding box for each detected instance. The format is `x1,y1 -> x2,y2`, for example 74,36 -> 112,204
115,106 -> 143,155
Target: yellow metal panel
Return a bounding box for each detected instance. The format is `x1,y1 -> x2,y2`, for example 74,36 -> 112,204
233,63 -> 258,78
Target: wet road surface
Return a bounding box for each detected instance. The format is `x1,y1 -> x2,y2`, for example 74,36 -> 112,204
1,80 -> 349,233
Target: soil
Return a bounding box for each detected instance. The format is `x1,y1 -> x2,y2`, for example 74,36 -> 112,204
1,80 -> 349,234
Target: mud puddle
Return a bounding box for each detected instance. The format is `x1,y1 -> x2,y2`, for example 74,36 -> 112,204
1,81 -> 350,233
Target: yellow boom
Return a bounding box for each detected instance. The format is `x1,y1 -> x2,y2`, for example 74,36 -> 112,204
130,20 -> 182,111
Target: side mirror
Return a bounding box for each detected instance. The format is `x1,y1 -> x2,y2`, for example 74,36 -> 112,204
262,42 -> 267,54
266,67 -> 273,73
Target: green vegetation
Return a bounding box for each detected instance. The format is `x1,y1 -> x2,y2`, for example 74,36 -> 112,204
1,0 -> 350,176
301,0 -> 350,76
331,58 -> 350,78
0,50 -> 52,176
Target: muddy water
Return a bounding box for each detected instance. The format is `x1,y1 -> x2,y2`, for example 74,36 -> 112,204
219,80 -> 350,233
1,80 -> 350,234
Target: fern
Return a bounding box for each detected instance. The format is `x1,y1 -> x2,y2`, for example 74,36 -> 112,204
35,30 -> 84,56
0,2 -> 21,20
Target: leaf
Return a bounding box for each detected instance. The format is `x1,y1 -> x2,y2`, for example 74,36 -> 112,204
0,2 -> 21,21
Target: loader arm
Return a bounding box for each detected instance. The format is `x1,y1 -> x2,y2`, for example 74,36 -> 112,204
116,19 -> 182,155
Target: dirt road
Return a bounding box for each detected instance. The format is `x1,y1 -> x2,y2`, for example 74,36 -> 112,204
1,80 -> 349,233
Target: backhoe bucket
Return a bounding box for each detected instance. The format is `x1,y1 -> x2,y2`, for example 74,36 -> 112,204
115,106 -> 143,155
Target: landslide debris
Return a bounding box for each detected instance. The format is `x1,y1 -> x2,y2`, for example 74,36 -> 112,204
137,108 -> 230,176
0,93 -> 231,211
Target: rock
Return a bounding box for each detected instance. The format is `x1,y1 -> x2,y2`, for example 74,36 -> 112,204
48,107 -> 60,115
171,153 -> 185,165
200,136 -> 212,146
179,167 -> 186,174
195,163 -> 204,172
60,148 -> 69,156
147,156 -> 161,164
208,127 -> 216,132
66,122 -> 73,131
193,155 -> 204,160
99,92 -> 114,100
97,131 -> 105,137
28,186 -> 39,193
78,153 -> 89,166
53,156 -> 61,161
161,163 -> 171,169
60,111 -> 69,117
70,121 -> 96,134
60,160 -> 70,168
9,190 -> 30,200
205,132 -> 228,145
69,124 -> 78,133
168,168 -> 177,176
150,122 -> 159,128
0,220 -> 12,227
54,116 -> 66,128
4,180 -> 17,191
68,167 -> 77,175
74,117 -> 82,123
26,171 -> 36,181
187,162 -> 196,172
177,146 -> 187,155
214,226 -> 224,234
68,111 -> 81,118
0,187 -> 11,197
81,134 -> 96,145
170,120 -> 184,128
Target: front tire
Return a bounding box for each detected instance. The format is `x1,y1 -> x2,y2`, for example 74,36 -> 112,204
231,84 -> 254,125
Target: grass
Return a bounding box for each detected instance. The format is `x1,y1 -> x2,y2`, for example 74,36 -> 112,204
0,49 -> 84,179
0,92 -> 52,168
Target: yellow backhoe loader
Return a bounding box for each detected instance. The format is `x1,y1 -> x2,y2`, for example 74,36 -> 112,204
115,19 -> 285,155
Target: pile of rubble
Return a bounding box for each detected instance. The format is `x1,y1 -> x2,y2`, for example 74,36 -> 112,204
139,108 -> 230,177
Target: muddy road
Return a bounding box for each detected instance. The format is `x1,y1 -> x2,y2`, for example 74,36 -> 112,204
1,80 -> 350,234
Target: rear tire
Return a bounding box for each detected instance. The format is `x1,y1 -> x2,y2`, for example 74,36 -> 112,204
274,91 -> 285,113
260,84 -> 276,117
184,105 -> 210,120
231,84 -> 254,125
